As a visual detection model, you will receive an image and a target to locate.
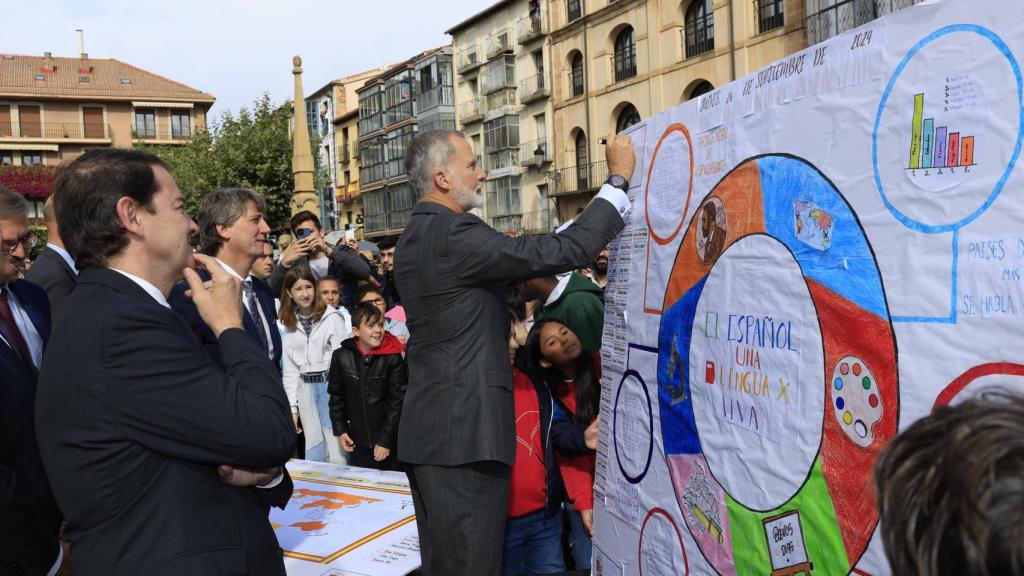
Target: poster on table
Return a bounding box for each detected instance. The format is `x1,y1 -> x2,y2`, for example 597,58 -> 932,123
594,0 -> 1024,574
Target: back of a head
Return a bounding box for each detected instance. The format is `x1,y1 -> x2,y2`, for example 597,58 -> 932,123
54,148 -> 167,270
405,130 -> 461,199
875,392 -> 1024,576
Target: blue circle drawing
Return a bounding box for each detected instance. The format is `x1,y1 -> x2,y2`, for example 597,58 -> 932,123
613,370 -> 654,485
872,24 -> 1023,234
837,397 -> 845,410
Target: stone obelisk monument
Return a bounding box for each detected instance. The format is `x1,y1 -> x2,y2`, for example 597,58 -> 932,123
291,55 -> 319,216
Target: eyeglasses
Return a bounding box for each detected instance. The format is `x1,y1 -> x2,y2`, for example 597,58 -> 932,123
1,231 -> 38,255
362,297 -> 385,306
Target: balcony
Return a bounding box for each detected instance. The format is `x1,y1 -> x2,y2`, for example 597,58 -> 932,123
519,74 -> 549,104
0,121 -> 112,141
486,148 -> 520,172
806,0 -> 876,45
485,88 -> 517,112
419,85 -> 455,113
550,161 -> 608,196
517,11 -> 547,44
460,97 -> 484,124
614,46 -> 637,82
458,44 -> 483,74
339,143 -> 350,164
132,124 -> 193,141
518,138 -> 552,168
486,28 -> 513,59
358,114 -> 384,136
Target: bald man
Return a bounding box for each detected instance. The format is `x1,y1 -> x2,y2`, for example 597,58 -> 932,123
26,195 -> 77,326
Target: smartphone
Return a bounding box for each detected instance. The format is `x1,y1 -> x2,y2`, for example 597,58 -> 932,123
295,228 -> 313,240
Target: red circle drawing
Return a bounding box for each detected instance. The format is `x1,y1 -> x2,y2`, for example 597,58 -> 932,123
637,507 -> 689,576
644,123 -> 695,246
932,362 -> 1024,410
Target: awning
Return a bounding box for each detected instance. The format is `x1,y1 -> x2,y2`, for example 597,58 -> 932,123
0,144 -> 59,151
131,101 -> 194,109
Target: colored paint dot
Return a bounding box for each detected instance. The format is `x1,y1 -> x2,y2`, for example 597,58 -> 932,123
854,420 -> 868,438
834,377 -> 843,390
862,376 -> 872,390
869,394 -> 879,408
836,397 -> 845,410
843,411 -> 853,425
852,363 -> 862,376
840,363 -> 849,375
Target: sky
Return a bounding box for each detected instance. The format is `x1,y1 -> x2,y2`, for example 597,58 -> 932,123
3,0 -> 486,117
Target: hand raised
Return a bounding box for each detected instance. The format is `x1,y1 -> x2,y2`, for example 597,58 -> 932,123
183,254 -> 243,337
604,133 -> 635,180
281,237 -> 311,266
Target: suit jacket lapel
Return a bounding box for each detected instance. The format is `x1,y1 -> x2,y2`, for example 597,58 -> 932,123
10,281 -> 49,345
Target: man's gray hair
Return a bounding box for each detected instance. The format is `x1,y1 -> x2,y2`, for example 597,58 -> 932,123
406,130 -> 462,199
198,187 -> 267,256
0,185 -> 29,221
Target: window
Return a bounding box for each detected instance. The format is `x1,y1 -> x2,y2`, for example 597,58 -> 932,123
570,52 -> 584,97
21,152 -> 43,166
687,80 -> 715,100
171,111 -> 191,139
134,109 -> 156,138
484,115 -> 520,171
616,104 -> 641,133
758,0 -> 784,33
613,27 -> 637,82
567,0 -> 582,22
359,135 -> 386,185
487,176 -> 522,232
0,152 -> 12,165
384,72 -> 415,126
385,125 -> 417,178
806,0 -> 875,45
483,55 -> 516,94
358,88 -> 384,135
685,0 -> 715,58
306,100 -> 319,137
574,130 -> 589,190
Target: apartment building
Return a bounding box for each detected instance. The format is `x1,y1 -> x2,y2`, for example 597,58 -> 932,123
449,0 -> 558,234
358,46 -> 455,239
0,50 -> 213,167
334,107 -> 362,235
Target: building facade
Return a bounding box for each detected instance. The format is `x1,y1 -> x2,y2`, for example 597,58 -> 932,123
0,51 -> 213,167
334,107 -> 363,235
449,0 -> 559,235
358,46 -> 455,239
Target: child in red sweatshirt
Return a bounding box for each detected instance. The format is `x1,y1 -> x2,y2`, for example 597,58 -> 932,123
328,302 -> 408,470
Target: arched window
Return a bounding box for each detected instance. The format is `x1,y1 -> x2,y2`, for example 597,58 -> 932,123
570,52 -> 584,97
616,104 -> 641,132
687,80 -> 714,100
574,130 -> 589,190
613,27 -> 637,82
685,0 -> 714,59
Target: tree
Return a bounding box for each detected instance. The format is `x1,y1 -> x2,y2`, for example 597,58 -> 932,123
140,93 -> 322,230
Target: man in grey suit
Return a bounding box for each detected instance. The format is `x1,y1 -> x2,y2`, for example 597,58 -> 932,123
26,196 -> 76,326
394,130 -> 635,575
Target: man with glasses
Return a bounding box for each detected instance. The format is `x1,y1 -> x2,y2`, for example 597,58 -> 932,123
0,185 -> 68,576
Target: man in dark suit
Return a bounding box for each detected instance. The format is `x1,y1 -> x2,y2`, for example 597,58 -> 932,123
394,130 -> 635,575
35,149 -> 295,576
25,196 -> 77,327
0,185 -> 68,576
169,187 -> 282,368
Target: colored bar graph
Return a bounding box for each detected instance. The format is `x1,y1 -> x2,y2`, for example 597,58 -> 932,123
922,118 -> 934,168
961,136 -> 975,166
947,132 -> 960,167
934,127 -> 947,167
909,93 -> 924,169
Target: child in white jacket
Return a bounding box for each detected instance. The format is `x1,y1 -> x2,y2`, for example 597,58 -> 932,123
280,266 -> 352,464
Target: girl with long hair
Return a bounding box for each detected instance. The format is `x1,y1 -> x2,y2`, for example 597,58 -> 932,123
280,266 -> 351,463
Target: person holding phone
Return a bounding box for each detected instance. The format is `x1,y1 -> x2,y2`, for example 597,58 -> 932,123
269,211 -> 374,313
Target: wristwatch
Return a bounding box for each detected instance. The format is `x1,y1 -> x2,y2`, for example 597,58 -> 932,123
605,173 -> 629,193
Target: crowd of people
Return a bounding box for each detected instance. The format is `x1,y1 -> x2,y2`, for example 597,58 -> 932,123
0,130 -> 1021,576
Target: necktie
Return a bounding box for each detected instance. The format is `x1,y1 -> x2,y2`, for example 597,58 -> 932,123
243,279 -> 271,355
0,289 -> 31,364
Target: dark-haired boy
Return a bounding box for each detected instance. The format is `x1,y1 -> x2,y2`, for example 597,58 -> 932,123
328,302 -> 407,470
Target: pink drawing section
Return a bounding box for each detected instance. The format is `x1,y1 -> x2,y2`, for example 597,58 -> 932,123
667,454 -> 737,576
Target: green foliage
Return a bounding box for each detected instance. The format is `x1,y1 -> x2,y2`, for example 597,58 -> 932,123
139,93 -> 321,230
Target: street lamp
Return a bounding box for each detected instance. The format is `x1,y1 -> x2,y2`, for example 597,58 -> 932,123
533,143 -> 547,169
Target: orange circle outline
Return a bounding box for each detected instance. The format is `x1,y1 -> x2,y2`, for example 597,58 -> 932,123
644,123 -> 695,246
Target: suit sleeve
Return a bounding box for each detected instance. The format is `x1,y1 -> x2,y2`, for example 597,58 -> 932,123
168,282 -> 220,364
377,355 -> 408,450
327,351 -> 349,437
449,198 -> 624,285
105,309 -> 295,469
550,419 -> 591,457
329,246 -> 372,280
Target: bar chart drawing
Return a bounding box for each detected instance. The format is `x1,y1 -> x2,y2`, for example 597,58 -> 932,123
907,92 -> 977,175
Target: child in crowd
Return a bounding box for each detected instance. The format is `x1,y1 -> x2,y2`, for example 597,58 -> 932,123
280,266 -> 352,464
525,319 -> 601,570
328,302 -> 407,470
357,286 -> 410,345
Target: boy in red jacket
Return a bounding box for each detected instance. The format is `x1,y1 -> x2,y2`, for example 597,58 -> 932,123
328,302 -> 408,470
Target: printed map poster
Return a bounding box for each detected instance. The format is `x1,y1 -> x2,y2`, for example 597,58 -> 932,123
595,1 -> 1024,574
272,460 -> 419,576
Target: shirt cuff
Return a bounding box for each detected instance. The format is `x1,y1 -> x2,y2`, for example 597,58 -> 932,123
46,543 -> 63,576
258,468 -> 285,490
594,183 -> 631,218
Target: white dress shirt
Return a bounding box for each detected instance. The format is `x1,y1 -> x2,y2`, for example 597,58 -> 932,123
47,242 -> 78,275
1,284 -> 47,369
215,258 -> 275,360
